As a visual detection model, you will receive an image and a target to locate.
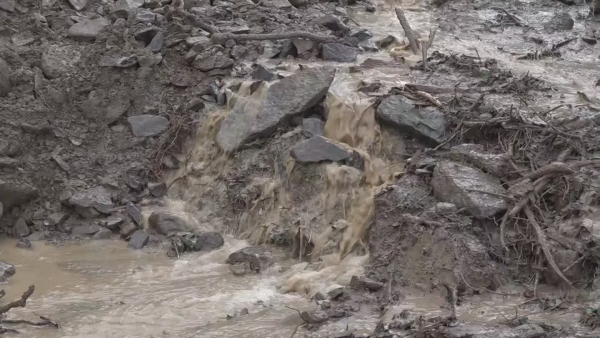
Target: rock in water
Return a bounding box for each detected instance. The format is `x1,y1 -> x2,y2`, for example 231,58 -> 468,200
321,43 -> 358,62
544,12 -> 574,32
432,161 -> 508,219
196,232 -> 224,251
68,17 -> 110,42
227,247 -> 272,272
126,202 -> 143,226
0,180 -> 38,211
71,224 -> 102,236
217,67 -> 335,152
291,136 -> 351,163
0,57 -> 11,97
376,95 -> 447,145
148,211 -> 193,235
128,230 -> 149,249
68,0 -> 87,10
127,115 -> 168,137
0,261 -> 15,282
170,232 -> 224,254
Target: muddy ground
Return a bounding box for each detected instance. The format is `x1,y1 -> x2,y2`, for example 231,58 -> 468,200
2,0 -> 600,336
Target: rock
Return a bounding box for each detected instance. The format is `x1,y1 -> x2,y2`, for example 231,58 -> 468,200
186,36 -> 209,47
544,12 -> 574,32
127,115 -> 168,137
148,181 -> 167,197
317,15 -> 349,33
293,39 -> 316,55
217,67 -> 335,152
0,261 -> 15,282
14,217 -> 30,237
220,25 -> 250,34
68,186 -> 113,218
170,232 -> 225,254
193,54 -> 234,72
41,45 -> 81,79
11,32 -> 35,46
322,43 -> 358,62
288,0 -> 306,7
252,65 -> 277,81
99,55 -> 138,68
435,202 -> 457,215
432,161 -> 508,219
148,31 -> 164,53
366,4 -> 376,12
135,27 -> 160,45
0,0 -> 14,12
125,167 -> 147,191
68,17 -> 110,42
291,136 -> 351,163
111,0 -> 131,19
93,227 -> 112,239
68,0 -> 87,11
314,292 -> 326,301
301,310 -> 328,324
450,144 -> 511,176
0,57 -> 10,97
351,29 -> 373,42
148,211 -> 193,235
186,99 -> 205,112
119,222 -> 137,237
227,247 -> 272,272
126,202 -> 143,226
136,9 -> 156,23
278,40 -> 297,58
328,287 -> 345,300
71,224 -> 102,236
0,202 -> 3,219
230,262 -> 253,275
445,324 -> 544,338
0,180 -> 38,211
0,157 -> 18,168
377,35 -> 398,48
100,216 -> 124,231
16,238 -> 32,249
545,249 -> 581,285
362,277 -> 384,291
320,300 -> 331,309
302,117 -> 324,137
376,95 -> 447,145
128,230 -> 149,249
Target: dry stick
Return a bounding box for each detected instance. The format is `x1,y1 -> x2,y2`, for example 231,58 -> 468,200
395,8 -> 419,54
210,31 -> 338,45
524,205 -> 572,286
0,286 -> 34,314
170,9 -> 218,34
421,30 -> 436,70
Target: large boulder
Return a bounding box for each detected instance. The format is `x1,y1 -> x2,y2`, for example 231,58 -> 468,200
148,211 -> 193,235
432,161 -> 508,219
216,67 -> 335,152
227,247 -> 272,273
0,180 -> 38,211
0,261 -> 15,282
376,95 -> 447,145
68,17 -> 110,42
291,136 -> 352,163
302,117 -> 325,137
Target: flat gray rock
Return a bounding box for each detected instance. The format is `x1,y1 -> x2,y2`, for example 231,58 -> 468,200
217,67 -> 335,152
68,17 -> 110,42
302,117 -> 325,137
322,43 -> 358,62
71,224 -> 102,236
377,95 -> 447,145
93,227 -> 112,239
14,217 -> 30,237
227,246 -> 272,272
127,115 -> 168,137
432,161 -> 507,219
68,186 -> 113,217
126,202 -> 143,226
0,0 -> 15,12
291,136 -> 351,163
128,230 -> 149,249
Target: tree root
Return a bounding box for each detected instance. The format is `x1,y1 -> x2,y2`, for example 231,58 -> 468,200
0,286 -> 34,314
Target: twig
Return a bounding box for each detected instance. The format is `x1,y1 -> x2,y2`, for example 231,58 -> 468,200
0,286 -> 34,314
210,32 -> 338,45
289,324 -> 300,338
469,93 -> 485,112
1,317 -> 59,328
524,206 -> 572,286
524,162 -> 574,181
395,8 -> 419,54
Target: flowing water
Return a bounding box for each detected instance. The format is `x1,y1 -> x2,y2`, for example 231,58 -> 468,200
2,0 -> 600,337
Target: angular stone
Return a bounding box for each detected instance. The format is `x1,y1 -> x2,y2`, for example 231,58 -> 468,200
186,36 -> 210,47
119,222 -> 137,237
291,136 -> 351,163
227,247 -> 272,273
92,227 -> 112,239
193,54 -> 234,72
432,161 -> 508,219
68,17 -> 110,42
134,27 -> 160,45
68,186 -> 113,218
99,55 -> 138,68
17,238 -> 32,249
302,118 -> 324,138
252,64 -> 276,81
435,202 -> 457,215
322,43 -> 358,62
14,217 -> 30,237
186,99 -> 205,112
71,224 -> 102,236
450,144 -> 511,177
127,115 -> 168,137
293,39 -> 316,55
0,57 -> 10,97
0,180 -> 38,211
220,25 -> 250,34
148,181 -> 167,197
148,31 -> 164,53
100,216 -> 124,231
351,29 -> 373,42
41,45 -> 81,79
11,31 -> 35,46
105,93 -> 131,124
544,249 -> 581,286
544,12 -> 574,32
135,9 -> 155,23
301,310 -> 328,324
148,211 -> 193,235
362,277 -> 384,291
128,230 -> 149,249
126,202 -> 143,226
111,0 -> 131,20
217,67 -> 335,152
68,0 -> 88,11
377,95 -> 447,145
0,261 -> 15,282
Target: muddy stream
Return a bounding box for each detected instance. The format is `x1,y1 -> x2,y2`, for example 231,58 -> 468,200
1,0 -> 598,337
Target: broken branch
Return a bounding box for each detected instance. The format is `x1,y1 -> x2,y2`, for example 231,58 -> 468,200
395,8 -> 419,54
0,285 -> 34,315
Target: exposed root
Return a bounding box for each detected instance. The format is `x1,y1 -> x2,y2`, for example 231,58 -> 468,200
0,285 -> 34,314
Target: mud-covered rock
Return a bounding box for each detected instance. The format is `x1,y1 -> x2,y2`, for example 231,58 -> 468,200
111,0 -> 130,19
148,181 -> 167,197
99,55 -> 138,68
100,216 -> 124,231
293,39 -> 316,55
17,237 -> 32,249
432,161 -> 507,219
148,31 -> 164,53
0,261 -> 15,282
71,224 -> 102,236
0,57 -> 11,97
227,247 -> 272,272
0,180 -> 38,211
435,202 -> 457,215
68,17 -> 110,42
544,12 -> 574,32
444,323 -> 545,338
377,95 -> 447,145
148,211 -> 193,235
128,230 -> 149,249
450,144 -> 511,176
127,115 -> 168,137
126,202 -> 143,226
217,67 -> 335,152
68,186 -> 113,219
193,52 -> 234,72
291,136 -> 352,163
134,27 -> 160,45
322,43 -> 358,62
